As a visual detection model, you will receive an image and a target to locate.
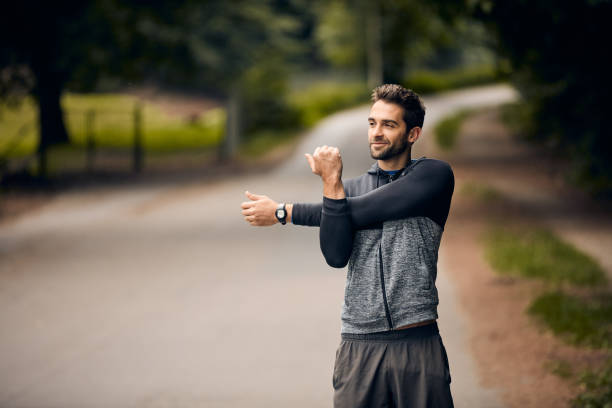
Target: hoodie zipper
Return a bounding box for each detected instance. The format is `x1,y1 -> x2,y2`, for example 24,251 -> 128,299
379,242 -> 394,329
376,169 -> 394,330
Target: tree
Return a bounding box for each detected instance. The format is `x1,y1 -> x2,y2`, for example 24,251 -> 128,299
474,0 -> 612,196
0,0 -> 303,174
313,0 -> 465,85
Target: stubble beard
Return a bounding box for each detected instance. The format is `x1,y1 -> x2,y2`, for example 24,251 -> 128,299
369,137 -> 409,160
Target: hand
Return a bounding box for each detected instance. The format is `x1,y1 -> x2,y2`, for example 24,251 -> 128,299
305,145 -> 343,183
241,191 -> 279,226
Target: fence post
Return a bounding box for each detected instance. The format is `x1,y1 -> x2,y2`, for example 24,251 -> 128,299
133,102 -> 143,173
86,109 -> 96,173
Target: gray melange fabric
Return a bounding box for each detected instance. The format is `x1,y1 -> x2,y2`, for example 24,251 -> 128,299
292,159 -> 454,335
342,216 -> 441,334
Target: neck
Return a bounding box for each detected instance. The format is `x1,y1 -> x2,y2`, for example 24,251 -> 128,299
377,149 -> 411,171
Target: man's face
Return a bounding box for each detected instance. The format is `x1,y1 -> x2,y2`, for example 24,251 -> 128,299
368,100 -> 410,161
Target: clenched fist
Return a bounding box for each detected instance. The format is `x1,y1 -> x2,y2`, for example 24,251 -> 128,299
305,145 -> 343,183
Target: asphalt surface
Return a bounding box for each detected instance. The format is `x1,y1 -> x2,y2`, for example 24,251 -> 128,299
0,84 -> 516,408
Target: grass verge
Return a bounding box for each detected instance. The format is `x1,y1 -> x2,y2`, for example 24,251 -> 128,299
528,291 -> 612,348
434,109 -> 472,151
484,224 -> 611,405
483,227 -> 607,287
572,358 -> 612,408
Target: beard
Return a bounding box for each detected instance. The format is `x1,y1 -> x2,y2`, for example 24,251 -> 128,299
369,136 -> 410,160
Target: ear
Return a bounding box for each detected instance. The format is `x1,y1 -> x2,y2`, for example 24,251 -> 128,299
407,127 -> 421,144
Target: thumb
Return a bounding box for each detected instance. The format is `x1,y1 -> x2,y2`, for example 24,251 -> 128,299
304,153 -> 315,172
245,190 -> 264,200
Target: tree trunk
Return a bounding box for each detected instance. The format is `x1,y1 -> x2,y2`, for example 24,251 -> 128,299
219,85 -> 242,162
32,66 -> 69,176
365,2 -> 383,89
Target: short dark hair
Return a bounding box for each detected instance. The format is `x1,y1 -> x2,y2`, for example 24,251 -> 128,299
371,84 -> 425,131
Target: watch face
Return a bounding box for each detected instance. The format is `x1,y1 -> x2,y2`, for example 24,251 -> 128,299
277,209 -> 286,218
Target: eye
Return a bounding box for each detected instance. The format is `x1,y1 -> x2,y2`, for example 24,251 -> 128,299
368,121 -> 375,127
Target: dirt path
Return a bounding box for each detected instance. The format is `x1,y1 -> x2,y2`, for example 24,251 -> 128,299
437,107 -> 611,407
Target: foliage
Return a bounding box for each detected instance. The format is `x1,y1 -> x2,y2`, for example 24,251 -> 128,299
434,109 -> 472,150
288,82 -> 370,127
0,0 -> 304,161
529,291 -> 612,348
241,58 -> 299,137
572,358 -> 612,408
474,0 -> 612,197
313,0 -> 482,84
239,129 -> 300,158
404,65 -> 501,94
459,181 -> 501,202
484,227 -> 607,287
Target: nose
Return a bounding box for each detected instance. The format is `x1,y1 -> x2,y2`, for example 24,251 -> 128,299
371,123 -> 384,138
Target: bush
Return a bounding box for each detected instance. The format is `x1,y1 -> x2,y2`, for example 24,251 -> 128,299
403,65 -> 502,95
288,82 -> 370,128
434,109 -> 472,150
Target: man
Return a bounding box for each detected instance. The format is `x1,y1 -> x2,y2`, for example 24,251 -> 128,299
241,84 -> 454,407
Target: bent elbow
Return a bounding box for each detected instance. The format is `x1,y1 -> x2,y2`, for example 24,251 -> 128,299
324,253 -> 350,269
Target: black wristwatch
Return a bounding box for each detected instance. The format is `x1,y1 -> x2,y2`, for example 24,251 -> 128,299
275,203 -> 287,225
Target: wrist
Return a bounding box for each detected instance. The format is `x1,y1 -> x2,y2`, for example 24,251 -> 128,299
286,203 -> 293,223
323,179 -> 345,199
275,202 -> 287,225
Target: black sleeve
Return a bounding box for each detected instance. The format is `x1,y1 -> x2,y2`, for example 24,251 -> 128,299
291,179 -> 351,226
346,160 -> 454,228
319,160 -> 454,268
293,161 -> 454,229
291,202 -> 322,226
320,197 -> 353,268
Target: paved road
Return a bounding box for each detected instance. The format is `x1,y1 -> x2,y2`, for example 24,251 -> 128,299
0,84 -> 516,408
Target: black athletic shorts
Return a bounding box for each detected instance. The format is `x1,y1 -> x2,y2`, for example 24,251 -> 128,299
333,322 -> 453,408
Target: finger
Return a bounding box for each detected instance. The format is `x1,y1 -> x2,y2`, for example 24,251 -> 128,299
241,201 -> 255,209
245,191 -> 264,200
241,208 -> 255,216
305,153 -> 315,171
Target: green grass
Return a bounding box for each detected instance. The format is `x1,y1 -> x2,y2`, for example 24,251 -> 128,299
0,94 -> 225,157
572,358 -> 612,407
529,291 -> 612,348
484,227 -> 607,287
434,109 -> 472,150
546,358 -> 575,379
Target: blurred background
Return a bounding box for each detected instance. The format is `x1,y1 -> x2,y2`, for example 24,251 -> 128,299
1,1 -> 611,407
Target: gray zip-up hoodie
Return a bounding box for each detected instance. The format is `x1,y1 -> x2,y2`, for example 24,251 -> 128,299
292,158 -> 454,334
